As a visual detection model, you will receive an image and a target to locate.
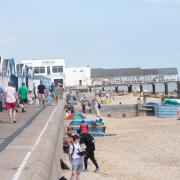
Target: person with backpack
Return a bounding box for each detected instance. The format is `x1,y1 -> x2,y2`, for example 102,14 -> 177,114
80,133 -> 100,173
69,134 -> 84,180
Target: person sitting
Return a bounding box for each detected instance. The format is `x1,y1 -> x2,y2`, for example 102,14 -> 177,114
67,126 -> 73,137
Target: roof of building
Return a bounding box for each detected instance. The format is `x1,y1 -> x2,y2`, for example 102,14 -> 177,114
91,68 -> 178,78
142,68 -> 178,75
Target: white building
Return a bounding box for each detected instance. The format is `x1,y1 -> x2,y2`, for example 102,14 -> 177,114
65,66 -> 91,87
22,59 -> 65,84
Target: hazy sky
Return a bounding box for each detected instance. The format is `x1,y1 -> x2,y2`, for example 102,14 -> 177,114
0,0 -> 180,69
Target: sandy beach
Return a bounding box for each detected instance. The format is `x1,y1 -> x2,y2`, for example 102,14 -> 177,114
62,95 -> 180,180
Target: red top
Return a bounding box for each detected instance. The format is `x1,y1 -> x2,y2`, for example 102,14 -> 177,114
80,123 -> 88,134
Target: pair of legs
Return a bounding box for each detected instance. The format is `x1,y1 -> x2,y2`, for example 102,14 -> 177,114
82,104 -> 86,113
84,149 -> 99,170
8,108 -> 16,123
95,108 -> 101,117
60,92 -> 63,99
70,170 -> 80,180
20,99 -> 27,112
70,158 -> 83,180
53,95 -> 59,104
6,102 -> 16,123
38,94 -> 45,107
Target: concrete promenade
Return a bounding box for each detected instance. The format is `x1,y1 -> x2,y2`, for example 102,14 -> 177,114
0,101 -> 65,180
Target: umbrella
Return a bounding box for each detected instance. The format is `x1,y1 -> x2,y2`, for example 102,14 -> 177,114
64,113 -> 86,120
73,113 -> 86,120
64,113 -> 73,120
78,113 -> 86,119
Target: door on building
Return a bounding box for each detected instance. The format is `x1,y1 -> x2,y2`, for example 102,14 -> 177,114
47,66 -> 50,75
79,80 -> 82,86
54,79 -> 63,84
10,74 -> 18,91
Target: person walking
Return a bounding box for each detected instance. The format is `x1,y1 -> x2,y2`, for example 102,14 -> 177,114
80,133 -> 100,173
94,98 -> 101,117
0,86 -> 4,112
33,83 -> 37,99
37,80 -> 46,107
59,84 -> 64,99
69,134 -> 84,180
4,81 -> 17,123
18,82 -> 28,112
52,83 -> 59,104
80,97 -> 86,113
66,91 -> 76,113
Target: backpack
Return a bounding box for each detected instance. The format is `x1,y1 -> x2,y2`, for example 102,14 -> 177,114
98,103 -> 101,109
69,144 -> 75,161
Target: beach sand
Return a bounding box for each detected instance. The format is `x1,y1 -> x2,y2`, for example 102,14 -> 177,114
62,95 -> 180,180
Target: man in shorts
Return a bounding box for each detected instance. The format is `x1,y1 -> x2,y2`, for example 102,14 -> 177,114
18,82 -> 28,112
69,134 -> 84,180
37,80 -> 46,107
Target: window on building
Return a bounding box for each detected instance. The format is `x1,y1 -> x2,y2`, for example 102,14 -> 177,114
52,66 -> 63,73
34,67 -> 45,74
47,66 -> 50,75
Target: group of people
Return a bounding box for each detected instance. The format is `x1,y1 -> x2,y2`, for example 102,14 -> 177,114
79,94 -> 101,118
0,81 -> 29,123
32,80 -> 65,107
34,80 -> 64,107
68,130 -> 100,180
64,91 -> 101,180
0,79 -> 64,123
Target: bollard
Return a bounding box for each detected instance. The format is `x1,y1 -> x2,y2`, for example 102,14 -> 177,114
177,111 -> 180,120
107,114 -> 111,117
122,113 -> 126,118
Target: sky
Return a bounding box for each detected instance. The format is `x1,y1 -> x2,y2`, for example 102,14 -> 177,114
0,0 -> 180,69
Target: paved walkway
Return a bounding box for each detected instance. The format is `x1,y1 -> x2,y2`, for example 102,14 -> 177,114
0,104 -> 58,180
0,105 -> 44,152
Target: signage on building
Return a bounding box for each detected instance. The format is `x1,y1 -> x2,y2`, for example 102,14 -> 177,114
42,61 -> 55,65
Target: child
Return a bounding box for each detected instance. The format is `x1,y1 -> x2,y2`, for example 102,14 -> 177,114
27,90 -> 34,105
46,92 -> 52,106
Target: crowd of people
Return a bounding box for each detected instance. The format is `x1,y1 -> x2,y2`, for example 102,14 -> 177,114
63,91 -> 102,180
0,80 -> 64,123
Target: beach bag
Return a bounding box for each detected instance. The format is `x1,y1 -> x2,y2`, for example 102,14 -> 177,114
47,96 -> 52,106
98,103 -> 101,109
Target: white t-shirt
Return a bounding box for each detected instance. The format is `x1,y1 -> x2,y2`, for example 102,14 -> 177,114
5,86 -> 16,103
69,142 -> 82,159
